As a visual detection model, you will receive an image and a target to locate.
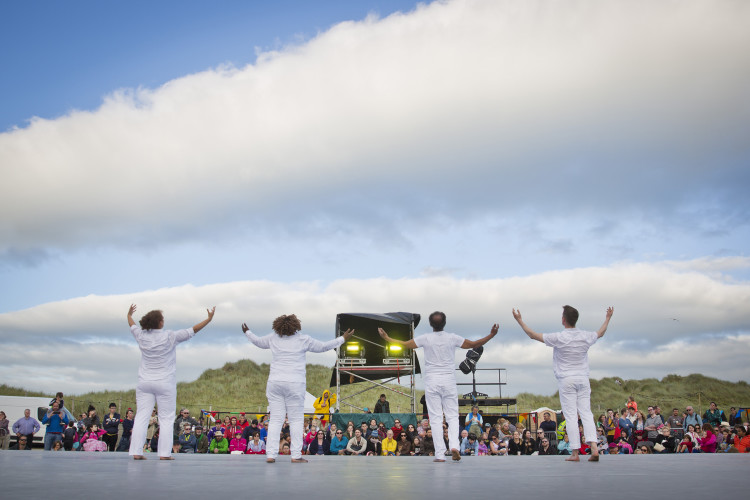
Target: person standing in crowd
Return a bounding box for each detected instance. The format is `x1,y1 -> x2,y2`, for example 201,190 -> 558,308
684,406 -> 703,431
0,411 -> 9,450
127,304 -> 216,461
465,406 -> 483,437
379,312 -> 499,462
12,409 -> 41,448
374,394 -> 390,414
116,409 -> 134,451
42,401 -> 70,450
703,402 -> 723,427
513,305 -> 613,462
62,422 -> 78,451
102,403 -> 121,452
242,315 -> 354,463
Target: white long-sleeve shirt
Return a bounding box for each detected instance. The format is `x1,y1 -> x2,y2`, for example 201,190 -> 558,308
243,330 -> 345,383
130,325 -> 195,382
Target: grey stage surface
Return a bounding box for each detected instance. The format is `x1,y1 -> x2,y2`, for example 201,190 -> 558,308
1,452 -> 747,499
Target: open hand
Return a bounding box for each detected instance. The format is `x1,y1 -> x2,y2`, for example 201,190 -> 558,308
512,308 -> 522,322
342,328 -> 355,341
241,323 -> 250,334
206,307 -> 216,321
128,304 -> 137,316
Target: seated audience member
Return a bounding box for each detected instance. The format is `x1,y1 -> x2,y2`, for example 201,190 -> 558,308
82,424 -> 107,452
489,434 -> 506,455
224,416 -> 242,442
149,426 -> 161,453
210,430 -> 229,454
696,423 -> 717,453
507,431 -> 523,455
307,430 -> 329,456
676,434 -> 695,453
477,434 -> 489,456
330,428 -> 349,455
731,425 -> 750,452
11,435 -> 32,450
405,424 -> 417,442
259,420 -> 268,442
247,432 -> 266,454
381,429 -> 397,456
538,435 -> 557,455
417,419 -> 428,437
520,429 -> 536,455
346,429 -> 367,455
366,429 -> 381,456
62,422 -> 78,451
377,422 -> 388,440
178,423 -> 196,453
391,418 -> 404,438
654,425 -> 676,453
304,425 -> 318,453
615,437 -> 632,454
556,433 -> 572,455
608,443 -> 619,455
460,432 -> 479,456
422,428 -> 435,456
229,432 -> 247,454
279,443 -> 291,455
596,428 -> 608,454
195,426 -> 209,453
344,424 -> 355,440
116,409 -> 134,452
411,436 -> 422,456
172,437 -> 182,454
635,444 -> 653,454
396,431 -> 412,456
52,440 -> 64,451
237,413 -> 249,430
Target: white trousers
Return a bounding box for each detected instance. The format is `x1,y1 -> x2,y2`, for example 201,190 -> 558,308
557,376 -> 597,450
266,380 -> 305,460
129,379 -> 176,458
424,380 -> 460,457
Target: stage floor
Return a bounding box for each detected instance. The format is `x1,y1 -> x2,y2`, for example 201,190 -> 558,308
1,452 -> 746,498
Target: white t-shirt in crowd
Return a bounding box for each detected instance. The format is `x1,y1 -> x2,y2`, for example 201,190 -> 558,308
543,328 -> 598,380
414,331 -> 465,383
130,325 -> 195,382
244,330 -> 345,383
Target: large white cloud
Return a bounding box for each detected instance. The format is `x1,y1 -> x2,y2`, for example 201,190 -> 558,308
1,0 -> 749,257
1,257 -> 748,394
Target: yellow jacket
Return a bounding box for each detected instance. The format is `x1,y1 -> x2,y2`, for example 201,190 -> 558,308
313,390 -> 336,416
382,438 -> 397,455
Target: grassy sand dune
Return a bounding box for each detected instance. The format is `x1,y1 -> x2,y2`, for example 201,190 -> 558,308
3,362 -> 748,420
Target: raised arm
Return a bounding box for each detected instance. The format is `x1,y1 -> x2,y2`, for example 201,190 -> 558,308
377,328 -> 418,349
241,323 -> 272,349
192,307 -> 216,334
461,324 -> 499,349
127,304 -> 137,327
597,307 -> 614,338
307,329 -> 355,353
512,309 -> 544,343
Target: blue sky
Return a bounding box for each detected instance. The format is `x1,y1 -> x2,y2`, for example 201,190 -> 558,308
1,0 -> 749,399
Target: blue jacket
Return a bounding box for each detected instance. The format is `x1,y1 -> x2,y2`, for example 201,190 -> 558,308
42,411 -> 69,433
330,436 -> 349,454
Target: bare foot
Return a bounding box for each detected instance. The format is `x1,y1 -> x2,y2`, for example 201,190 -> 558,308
266,458 -> 276,463
132,455 -> 146,460
588,453 -> 599,462
159,456 -> 175,460
565,455 -> 580,462
451,449 -> 461,461
433,458 -> 446,462
291,458 -> 308,463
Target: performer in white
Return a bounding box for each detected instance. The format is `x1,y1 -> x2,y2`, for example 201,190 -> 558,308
513,305 -> 613,462
378,312 -> 498,462
127,304 -> 215,460
241,314 -> 354,463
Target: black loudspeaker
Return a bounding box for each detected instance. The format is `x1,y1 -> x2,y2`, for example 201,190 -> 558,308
459,346 -> 483,374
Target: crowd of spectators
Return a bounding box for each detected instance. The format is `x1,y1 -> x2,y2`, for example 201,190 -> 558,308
2,394 -> 748,456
